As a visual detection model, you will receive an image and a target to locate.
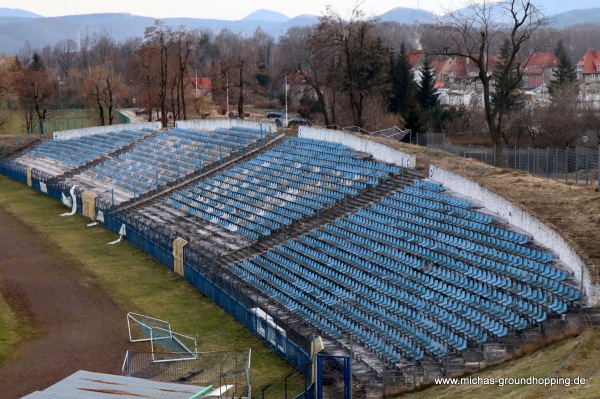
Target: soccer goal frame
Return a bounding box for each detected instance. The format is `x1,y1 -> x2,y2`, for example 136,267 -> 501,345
127,312 -> 198,363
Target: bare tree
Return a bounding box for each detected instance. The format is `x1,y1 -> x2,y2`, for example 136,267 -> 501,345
172,28 -> 195,120
79,35 -> 92,76
0,67 -> 11,131
315,5 -> 390,128
90,33 -> 117,66
131,44 -> 160,122
279,25 -> 338,126
13,67 -> 55,134
426,0 -> 548,164
535,85 -> 600,148
85,64 -> 120,126
143,20 -> 174,127
53,39 -> 78,80
214,29 -> 256,118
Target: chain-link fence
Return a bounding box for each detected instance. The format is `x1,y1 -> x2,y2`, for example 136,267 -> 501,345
0,135 -> 42,158
122,349 -> 251,396
410,132 -> 599,188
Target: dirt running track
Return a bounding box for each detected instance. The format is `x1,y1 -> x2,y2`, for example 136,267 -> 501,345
0,206 -> 130,398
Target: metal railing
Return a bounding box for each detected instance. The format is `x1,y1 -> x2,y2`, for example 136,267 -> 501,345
411,132 -> 600,188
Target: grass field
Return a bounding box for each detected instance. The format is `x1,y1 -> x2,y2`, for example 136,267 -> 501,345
0,109 -> 96,136
395,328 -> 600,399
0,176 -> 304,397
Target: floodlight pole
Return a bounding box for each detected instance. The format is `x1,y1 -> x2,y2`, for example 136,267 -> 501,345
226,72 -> 230,117
285,75 -> 289,127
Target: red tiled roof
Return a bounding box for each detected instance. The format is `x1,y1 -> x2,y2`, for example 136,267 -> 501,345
524,52 -> 559,69
576,50 -> 600,74
189,77 -> 212,90
408,51 -> 424,69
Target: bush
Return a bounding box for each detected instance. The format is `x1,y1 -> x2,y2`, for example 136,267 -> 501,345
297,106 -> 310,118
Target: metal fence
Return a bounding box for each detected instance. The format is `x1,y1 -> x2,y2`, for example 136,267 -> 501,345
122,349 -> 252,396
410,132 -> 600,188
0,158 -> 313,390
0,156 -> 582,398
0,135 -> 41,158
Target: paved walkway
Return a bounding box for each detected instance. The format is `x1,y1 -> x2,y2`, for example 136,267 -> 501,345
118,108 -> 152,124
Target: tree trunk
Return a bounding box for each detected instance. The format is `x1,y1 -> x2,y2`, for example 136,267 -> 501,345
316,89 -> 330,127
97,97 -> 105,126
36,108 -> 46,135
107,79 -> 114,126
342,38 -> 361,127
179,69 -> 187,120
237,59 -> 244,119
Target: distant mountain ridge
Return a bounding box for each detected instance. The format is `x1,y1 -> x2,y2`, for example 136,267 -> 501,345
534,0 -> 600,15
241,9 -> 290,22
379,7 -> 436,23
549,8 -> 600,28
0,4 -> 598,55
0,7 -> 40,18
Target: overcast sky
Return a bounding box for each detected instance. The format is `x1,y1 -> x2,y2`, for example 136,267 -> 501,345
4,0 -> 473,20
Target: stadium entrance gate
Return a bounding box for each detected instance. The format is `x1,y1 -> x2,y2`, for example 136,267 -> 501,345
316,354 -> 351,399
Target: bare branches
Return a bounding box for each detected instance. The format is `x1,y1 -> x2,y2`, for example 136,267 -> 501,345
426,0 -> 548,164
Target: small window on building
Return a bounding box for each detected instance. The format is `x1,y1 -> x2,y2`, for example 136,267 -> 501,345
592,74 -> 596,80
597,67 -> 600,72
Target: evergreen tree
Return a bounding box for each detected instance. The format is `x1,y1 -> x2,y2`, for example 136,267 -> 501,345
416,55 -> 439,110
387,52 -> 400,113
552,41 -> 577,85
387,42 -> 414,115
403,92 -> 425,134
492,39 -> 523,111
254,55 -> 271,94
29,52 -> 45,72
549,40 -> 578,100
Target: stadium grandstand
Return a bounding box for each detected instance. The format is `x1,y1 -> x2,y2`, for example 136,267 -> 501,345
0,119 -> 591,397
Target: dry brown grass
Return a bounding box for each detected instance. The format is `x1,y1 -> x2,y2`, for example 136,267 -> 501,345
361,134 -> 600,286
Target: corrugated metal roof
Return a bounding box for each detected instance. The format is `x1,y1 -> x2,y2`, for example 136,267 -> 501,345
21,370 -> 207,399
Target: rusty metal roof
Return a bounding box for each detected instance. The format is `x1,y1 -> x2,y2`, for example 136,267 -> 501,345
21,370 -> 208,399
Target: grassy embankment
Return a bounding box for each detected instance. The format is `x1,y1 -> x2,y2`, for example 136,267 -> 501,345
0,176 -> 304,396
395,327 -> 600,399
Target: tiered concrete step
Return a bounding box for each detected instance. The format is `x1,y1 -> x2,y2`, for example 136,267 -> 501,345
218,173 -> 414,267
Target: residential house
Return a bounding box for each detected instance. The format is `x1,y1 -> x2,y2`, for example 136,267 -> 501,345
408,50 -> 425,72
576,50 -> 600,86
189,77 -> 213,99
522,52 -> 559,90
438,55 -> 501,107
408,51 -> 452,86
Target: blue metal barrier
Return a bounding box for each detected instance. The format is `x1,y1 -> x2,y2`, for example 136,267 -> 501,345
0,160 -> 312,378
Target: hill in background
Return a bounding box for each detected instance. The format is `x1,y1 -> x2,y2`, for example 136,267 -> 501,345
0,7 -> 40,18
0,3 -> 600,55
550,8 -> 600,28
241,9 -> 290,22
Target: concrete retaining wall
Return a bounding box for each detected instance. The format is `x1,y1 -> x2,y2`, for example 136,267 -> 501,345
298,126 -> 416,169
175,119 -> 277,134
429,165 -> 597,306
53,122 -> 161,140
